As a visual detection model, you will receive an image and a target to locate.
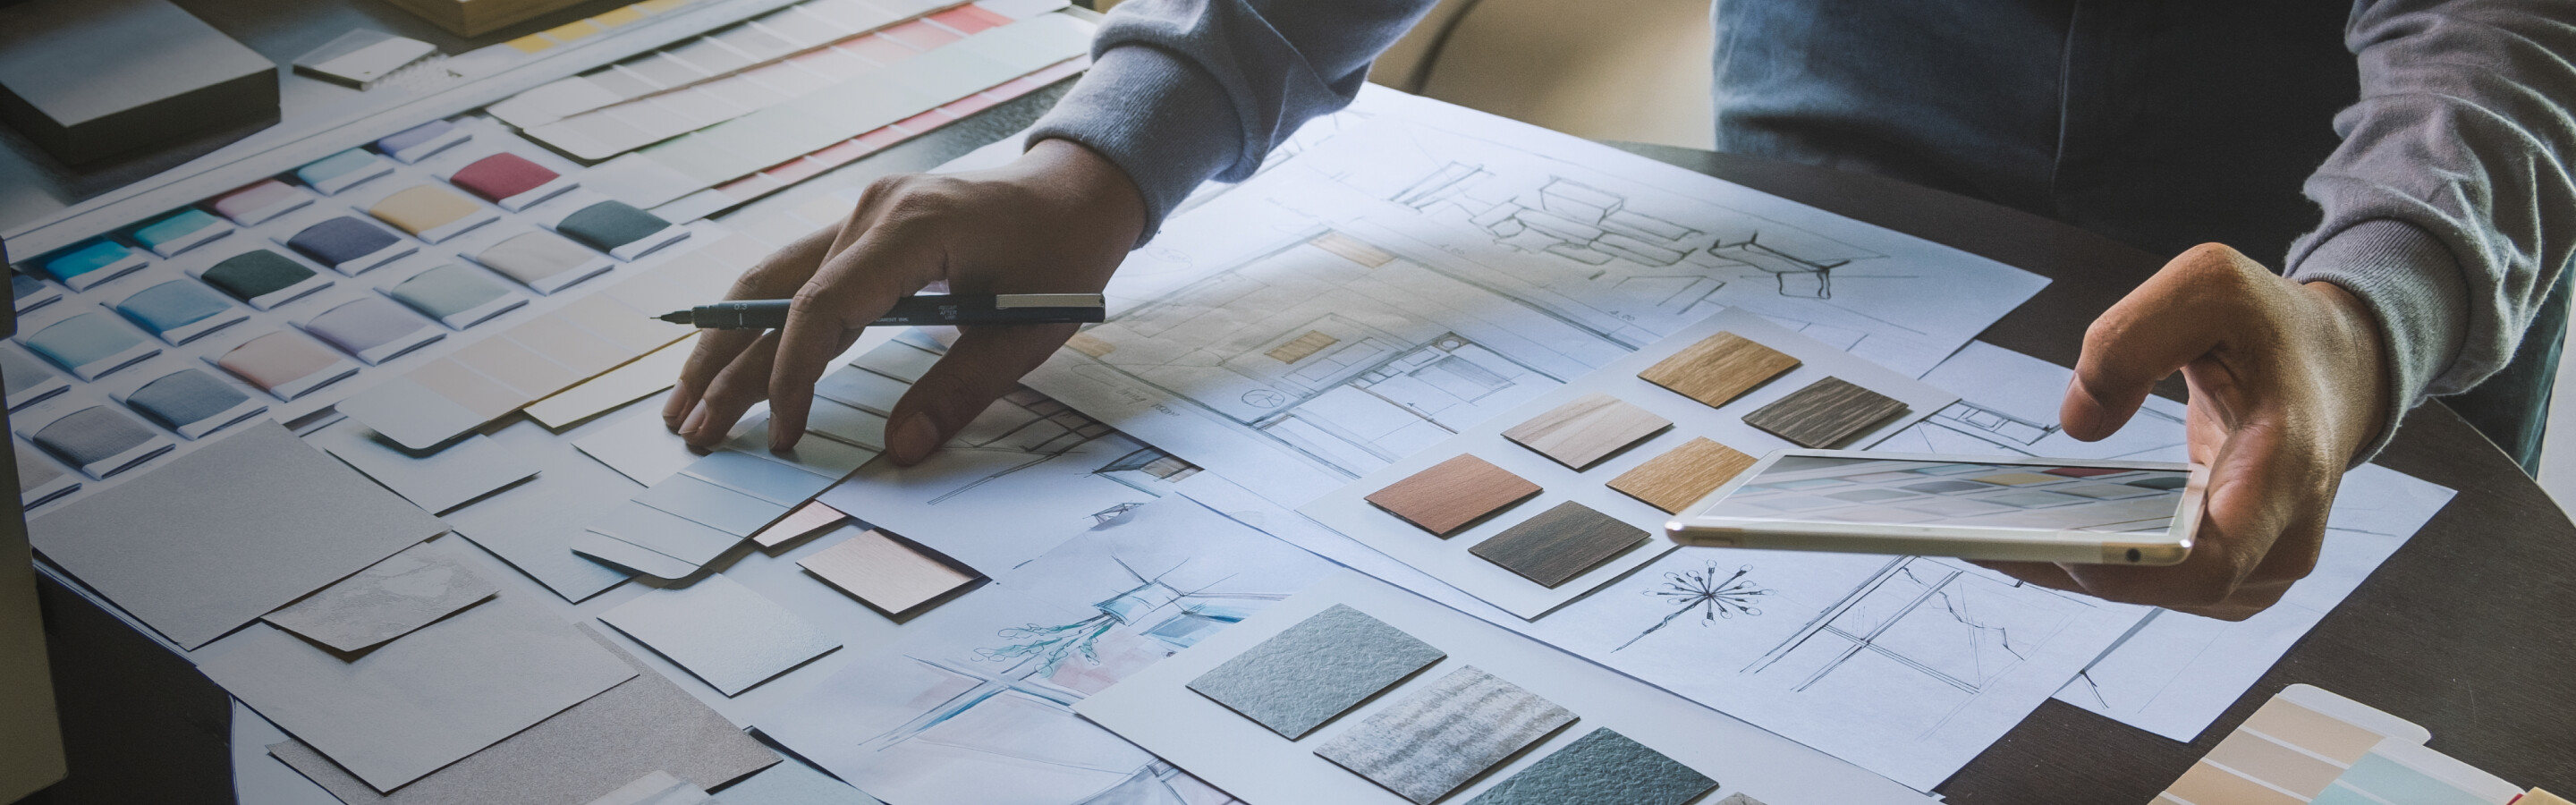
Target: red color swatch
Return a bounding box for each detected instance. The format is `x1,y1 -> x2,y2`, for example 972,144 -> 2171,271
450,154 -> 559,203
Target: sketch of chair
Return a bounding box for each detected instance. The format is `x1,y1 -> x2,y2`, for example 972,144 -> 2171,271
1931,401 -> 2057,448
1397,165 -> 1708,269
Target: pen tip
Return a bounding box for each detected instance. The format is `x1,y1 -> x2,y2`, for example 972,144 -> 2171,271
655,310 -> 692,324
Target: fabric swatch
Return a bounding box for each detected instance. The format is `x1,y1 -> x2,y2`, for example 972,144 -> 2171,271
15,441 -> 77,508
451,153 -> 572,209
596,574 -> 841,696
202,596 -> 636,792
114,279 -> 243,343
1637,332 -> 1801,410
1607,437 -> 1758,514
216,331 -> 360,400
1469,501 -> 1649,589
199,250 -> 330,309
29,405 -> 171,478
387,263 -> 522,328
369,185 -> 496,242
1462,728 -> 1716,805
24,311 -> 157,379
27,423 -> 441,648
310,419 -> 540,513
555,200 -> 681,258
265,624 -> 779,805
797,529 -> 978,614
133,208 -> 233,257
42,239 -> 148,289
209,179 -> 311,225
13,271 -> 61,312
474,231 -> 613,293
1,347 -> 68,409
287,216 -> 413,274
1502,393 -> 1672,470
124,368 -> 262,438
1740,377 -> 1909,448
1315,665 -> 1577,804
305,296 -> 443,364
377,118 -> 470,163
297,148 -> 395,194
260,539 -> 499,652
1365,454 -> 1543,537
1190,604 -> 1445,739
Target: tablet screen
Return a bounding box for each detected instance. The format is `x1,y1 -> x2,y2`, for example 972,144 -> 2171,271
1698,455 -> 2190,534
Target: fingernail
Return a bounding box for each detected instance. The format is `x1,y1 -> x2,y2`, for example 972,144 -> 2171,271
770,427 -> 798,453
679,403 -> 709,441
888,414 -> 939,464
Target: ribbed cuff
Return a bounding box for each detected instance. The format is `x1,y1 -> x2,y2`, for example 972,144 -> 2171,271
2284,218 -> 2468,464
1026,46 -> 1248,245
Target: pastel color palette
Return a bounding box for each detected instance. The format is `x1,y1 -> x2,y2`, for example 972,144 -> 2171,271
41,240 -> 149,291
1189,604 -> 1445,739
387,263 -> 524,329
208,179 -> 313,225
296,148 -> 395,194
15,441 -> 78,508
22,312 -> 159,380
13,272 -> 62,314
285,216 -> 416,275
369,185 -> 500,243
0,348 -> 71,410
553,200 -> 687,260
25,405 -> 174,479
377,118 -> 470,163
214,332 -> 360,400
1314,665 -> 1578,804
112,279 -> 247,344
122,368 -> 265,438
197,250 -> 332,309
132,208 -> 235,258
450,153 -> 576,210
471,231 -> 614,293
303,297 -> 444,364
1365,454 -> 1543,537
1463,728 -> 1716,805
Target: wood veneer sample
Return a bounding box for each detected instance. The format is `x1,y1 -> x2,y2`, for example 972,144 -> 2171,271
1470,501 -> 1648,588
1503,393 -> 1673,470
1608,437 -> 1758,513
1741,377 -> 1908,448
798,530 -> 978,614
1365,454 -> 1542,537
1637,332 -> 1800,409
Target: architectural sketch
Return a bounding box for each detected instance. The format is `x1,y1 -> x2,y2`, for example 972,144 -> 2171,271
977,555 -> 1287,676
1618,563 -> 1772,651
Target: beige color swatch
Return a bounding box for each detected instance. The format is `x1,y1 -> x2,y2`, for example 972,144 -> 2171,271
1608,436 -> 1758,513
798,530 -> 977,614
527,335 -> 696,428
1502,393 -> 1672,470
751,501 -> 849,549
1636,332 -> 1799,410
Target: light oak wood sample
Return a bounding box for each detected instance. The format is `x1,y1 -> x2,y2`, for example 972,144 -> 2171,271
1470,501 -> 1649,588
1741,377 -> 1909,448
1365,454 -> 1543,537
1636,332 -> 1800,409
799,530 -> 978,614
1502,393 -> 1673,470
1608,437 -> 1758,513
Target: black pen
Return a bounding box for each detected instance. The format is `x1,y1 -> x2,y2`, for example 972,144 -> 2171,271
656,293 -> 1106,329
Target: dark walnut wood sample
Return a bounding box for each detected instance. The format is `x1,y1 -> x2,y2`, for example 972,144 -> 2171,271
1607,436 -> 1758,513
1364,454 -> 1543,537
1469,501 -> 1650,588
1741,377 -> 1908,448
1501,393 -> 1673,470
1636,331 -> 1801,410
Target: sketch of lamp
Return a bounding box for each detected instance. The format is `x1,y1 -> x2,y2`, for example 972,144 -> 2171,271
1708,233 -> 1850,300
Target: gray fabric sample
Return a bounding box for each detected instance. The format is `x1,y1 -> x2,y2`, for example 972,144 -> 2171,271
1463,728 -> 1716,805
259,539 -> 498,652
29,404 -> 166,475
202,596 -> 636,792
1315,665 -> 1576,804
124,368 -> 255,431
28,422 -> 440,648
266,624 -> 779,805
712,753 -> 880,805
596,574 -> 840,696
1189,604 -> 1445,739
310,419 -> 539,514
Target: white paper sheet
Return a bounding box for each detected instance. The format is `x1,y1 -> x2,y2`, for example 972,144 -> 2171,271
757,499 -> 1336,805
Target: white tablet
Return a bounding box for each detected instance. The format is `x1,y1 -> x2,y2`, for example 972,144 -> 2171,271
1665,449 -> 2204,565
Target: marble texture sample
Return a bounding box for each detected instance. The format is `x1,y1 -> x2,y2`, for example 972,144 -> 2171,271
261,539 -> 498,652
1463,728 -> 1716,805
597,575 -> 840,696
1189,604 -> 1446,739
1468,502 -> 1648,589
1606,437 -> 1759,514
1636,332 -> 1799,410
1501,393 -> 1670,470
1314,665 -> 1576,804
1365,454 -> 1542,537
1739,377 -> 1907,448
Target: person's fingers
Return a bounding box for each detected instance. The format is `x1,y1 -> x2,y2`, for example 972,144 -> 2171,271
666,225 -> 840,431
882,322 -> 1081,464
767,185 -> 947,450
681,330 -> 783,447
2063,245 -> 2259,441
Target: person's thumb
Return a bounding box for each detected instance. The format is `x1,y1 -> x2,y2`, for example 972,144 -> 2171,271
2063,244 -> 2255,440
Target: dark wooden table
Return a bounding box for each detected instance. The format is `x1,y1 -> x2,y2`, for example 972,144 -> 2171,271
1604,142 -> 2576,801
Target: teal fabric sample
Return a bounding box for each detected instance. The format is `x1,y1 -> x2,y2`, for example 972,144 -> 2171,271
1465,728 -> 1716,805
298,148 -> 380,185
126,369 -> 251,430
26,313 -> 145,371
115,280 -> 233,335
1189,604 -> 1445,739
555,201 -> 671,252
202,250 -> 319,301
388,264 -> 511,319
133,209 -> 224,250
44,241 -> 138,282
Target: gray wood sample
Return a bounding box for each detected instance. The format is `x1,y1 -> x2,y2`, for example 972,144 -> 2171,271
260,539 -> 498,652
596,575 -> 840,696
1501,394 -> 1672,470
1636,332 -> 1800,410
1740,377 -> 1909,448
29,422 -> 443,648
1365,454 -> 1543,537
1468,502 -> 1649,589
1315,665 -> 1576,804
1189,604 -> 1446,739
1463,728 -> 1716,805
266,625 -> 781,805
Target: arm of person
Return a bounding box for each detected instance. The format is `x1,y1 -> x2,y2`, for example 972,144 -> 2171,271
665,0 -> 1442,457
2007,1 -> 2576,619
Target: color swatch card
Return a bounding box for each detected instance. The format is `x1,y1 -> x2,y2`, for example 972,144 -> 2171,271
14,441 -> 80,508
17,404 -> 174,479
115,367 -> 267,439
797,527 -> 978,614
1300,309 -> 1956,619
2157,684 -> 2436,805
596,574 -> 841,696
1077,570 -> 1919,805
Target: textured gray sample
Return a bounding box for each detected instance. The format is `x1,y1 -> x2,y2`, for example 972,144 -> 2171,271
1188,604 -> 1445,739
310,419 -> 538,514
1716,794 -> 1769,805
1315,665 -> 1576,804
203,597 -> 635,792
597,574 -> 841,696
713,753 -> 881,805
266,624 -> 779,805
28,422 -> 442,648
260,539 -> 498,652
1463,728 -> 1716,805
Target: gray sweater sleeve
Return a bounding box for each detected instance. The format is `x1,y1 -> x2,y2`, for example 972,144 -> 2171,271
2284,0 -> 2576,458
1025,0 -> 1441,238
